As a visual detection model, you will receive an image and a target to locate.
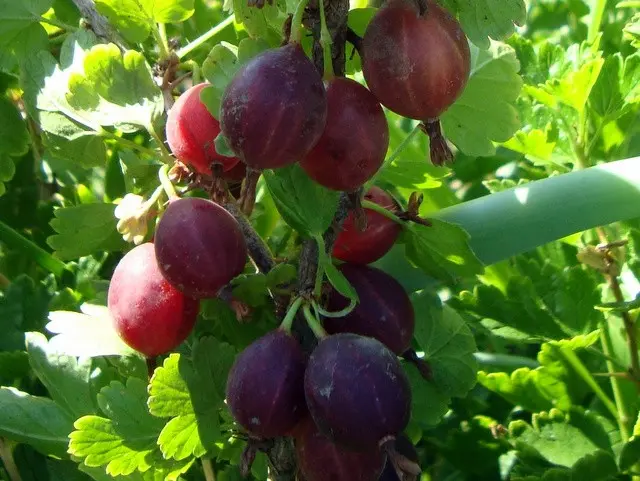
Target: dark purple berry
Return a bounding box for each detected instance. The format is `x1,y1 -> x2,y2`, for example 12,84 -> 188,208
220,44 -> 327,170
324,264 -> 415,355
226,329 -> 307,438
304,333 -> 411,449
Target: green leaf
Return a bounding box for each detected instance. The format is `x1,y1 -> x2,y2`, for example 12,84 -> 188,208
0,0 -> 51,58
441,41 -> 523,157
265,263 -> 296,287
589,53 -> 640,122
404,363 -> 450,428
403,219 -> 484,283
619,435 -> 640,471
46,304 -> 135,357
201,43 -> 240,118
479,333 -> 600,412
0,387 -> 73,458
96,0 -> 195,43
48,203 -> 126,260
43,131 -> 108,168
509,407 -> 616,469
232,274 -> 270,307
148,340 -> 235,460
412,292 -> 477,398
0,96 -> 29,156
67,44 -> 163,132
440,0 -> 526,49
478,369 -> 556,413
0,275 -> 52,351
263,164 -> 340,236
69,378 -> 165,476
25,332 -> 96,419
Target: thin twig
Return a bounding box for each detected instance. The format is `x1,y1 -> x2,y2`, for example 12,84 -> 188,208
0,438 -> 22,481
70,0 -> 128,49
202,458 -> 216,481
595,227 -> 640,386
224,201 -> 275,274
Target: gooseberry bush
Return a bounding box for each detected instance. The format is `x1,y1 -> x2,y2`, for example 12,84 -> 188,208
3,0 -> 640,480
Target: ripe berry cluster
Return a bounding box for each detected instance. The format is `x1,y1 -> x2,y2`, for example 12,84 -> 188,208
106,0 -> 470,478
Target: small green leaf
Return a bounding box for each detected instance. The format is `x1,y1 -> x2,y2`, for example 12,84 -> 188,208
589,53 -> 640,122
0,387 -> 73,458
619,436 -> 640,471
232,274 -> 270,307
48,203 -> 126,260
148,342 -> 235,460
66,44 -> 163,132
69,378 -> 165,476
25,332 -> 96,419
404,363 -> 450,428
96,0 -> 195,43
0,0 -> 51,58
0,96 -> 29,156
478,369 -> 556,413
403,219 -> 484,283
441,41 -> 523,157
213,131 -> 236,157
440,0 -> 526,49
263,164 -> 340,236
411,292 -> 477,398
266,263 -> 296,287
201,44 -> 240,118
510,407 -> 616,469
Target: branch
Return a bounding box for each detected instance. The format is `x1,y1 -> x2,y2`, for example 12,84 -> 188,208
304,0 -> 349,76
223,201 -> 275,274
70,0 -> 128,49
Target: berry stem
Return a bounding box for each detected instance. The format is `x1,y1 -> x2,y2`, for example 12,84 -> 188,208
280,297 -> 304,332
158,164 -> 179,199
202,458 -> 216,481
313,234 -> 327,297
361,199 -> 404,225
317,0 -> 334,80
290,0 -> 311,44
311,299 -> 356,318
303,304 -> 327,339
372,124 -> 421,183
175,15 -> 235,59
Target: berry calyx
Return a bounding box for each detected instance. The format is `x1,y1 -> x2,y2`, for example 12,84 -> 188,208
226,329 -> 307,438
166,83 -> 240,175
300,77 -> 389,191
154,197 -> 247,298
107,243 -> 199,357
220,43 -> 327,170
323,263 -> 415,356
304,333 -> 411,449
332,186 -> 401,264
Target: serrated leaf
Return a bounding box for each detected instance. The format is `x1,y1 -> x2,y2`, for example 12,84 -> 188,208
510,408 -> 616,469
619,436 -> 640,471
478,369 -> 556,413
502,129 -> 556,165
411,292 -> 477,398
66,44 -> 163,132
148,341 -> 234,460
403,219 -> 484,283
96,0 -> 195,44
266,263 -> 296,287
0,0 -> 51,58
201,44 -> 240,119
589,53 -> 640,122
25,332 -> 96,419
0,275 -> 51,351
0,96 -> 29,156
263,164 -> 340,236
46,304 -> 135,357
69,378 -> 165,476
441,0 -> 526,49
0,387 -> 73,458
231,274 -> 270,307
48,203 -> 126,260
404,363 -> 450,428
441,41 -> 522,157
